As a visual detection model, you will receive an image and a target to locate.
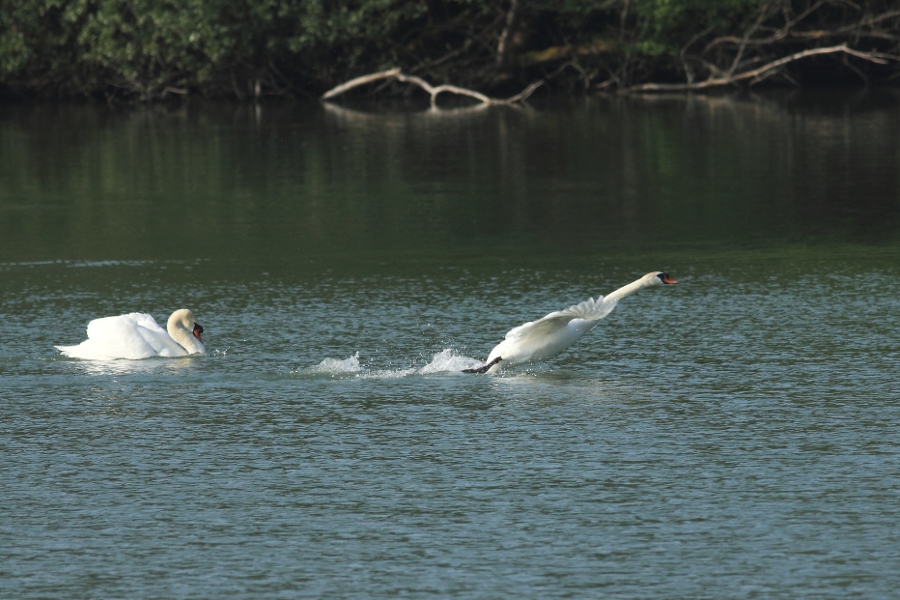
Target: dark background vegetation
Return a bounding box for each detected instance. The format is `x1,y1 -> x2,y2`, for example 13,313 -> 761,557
2,0 -> 899,101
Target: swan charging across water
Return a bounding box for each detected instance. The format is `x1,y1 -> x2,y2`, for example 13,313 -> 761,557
463,271 -> 677,374
55,309 -> 206,360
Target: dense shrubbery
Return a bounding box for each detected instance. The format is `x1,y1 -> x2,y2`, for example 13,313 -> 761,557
1,0 -> 898,100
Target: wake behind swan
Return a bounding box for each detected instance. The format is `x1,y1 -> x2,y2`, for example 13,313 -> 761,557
300,349 -> 483,379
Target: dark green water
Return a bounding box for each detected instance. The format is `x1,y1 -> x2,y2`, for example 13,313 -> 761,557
2,91 -> 899,598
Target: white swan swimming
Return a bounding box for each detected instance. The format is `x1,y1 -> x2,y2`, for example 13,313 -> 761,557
464,271 -> 677,373
55,309 -> 206,360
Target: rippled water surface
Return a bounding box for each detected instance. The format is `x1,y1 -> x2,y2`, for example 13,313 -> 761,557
2,92 -> 900,598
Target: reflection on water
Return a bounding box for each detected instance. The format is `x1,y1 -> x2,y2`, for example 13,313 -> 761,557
61,355 -> 205,377
1,91 -> 898,270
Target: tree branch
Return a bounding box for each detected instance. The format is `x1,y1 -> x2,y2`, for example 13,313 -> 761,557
321,69 -> 543,107
497,0 -> 521,67
704,6 -> 900,52
321,68 -> 403,100
622,44 -> 897,93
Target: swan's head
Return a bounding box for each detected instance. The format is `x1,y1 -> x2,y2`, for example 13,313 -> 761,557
648,271 -> 678,286
168,309 -> 204,343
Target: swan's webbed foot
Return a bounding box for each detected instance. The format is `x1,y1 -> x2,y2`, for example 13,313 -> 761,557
462,357 -> 502,374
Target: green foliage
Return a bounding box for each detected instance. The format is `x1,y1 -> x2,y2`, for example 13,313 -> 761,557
1,0 -> 898,99
0,0 -> 465,98
611,0 -> 760,59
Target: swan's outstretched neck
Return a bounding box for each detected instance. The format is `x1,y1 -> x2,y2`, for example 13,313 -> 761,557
604,271 -> 677,302
604,278 -> 648,302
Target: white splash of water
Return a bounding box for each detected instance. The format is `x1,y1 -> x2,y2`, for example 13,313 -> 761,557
303,349 -> 484,378
419,348 -> 484,374
309,351 -> 362,374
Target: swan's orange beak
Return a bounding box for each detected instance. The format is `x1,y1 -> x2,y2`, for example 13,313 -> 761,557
661,274 -> 678,285
193,323 -> 204,343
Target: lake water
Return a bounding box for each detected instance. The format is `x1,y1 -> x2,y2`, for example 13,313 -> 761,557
2,91 -> 899,598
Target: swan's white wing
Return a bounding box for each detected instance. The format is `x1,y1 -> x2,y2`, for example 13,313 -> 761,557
548,295 -> 618,322
121,313 -> 187,357
502,296 -> 617,342
486,296 -> 618,365
85,313 -> 166,359
502,314 -> 575,346
57,313 -> 184,360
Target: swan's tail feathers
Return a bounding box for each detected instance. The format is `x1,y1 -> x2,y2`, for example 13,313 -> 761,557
462,357 -> 502,374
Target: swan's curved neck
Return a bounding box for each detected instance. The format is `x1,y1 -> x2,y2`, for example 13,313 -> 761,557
604,276 -> 651,302
168,321 -> 205,355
